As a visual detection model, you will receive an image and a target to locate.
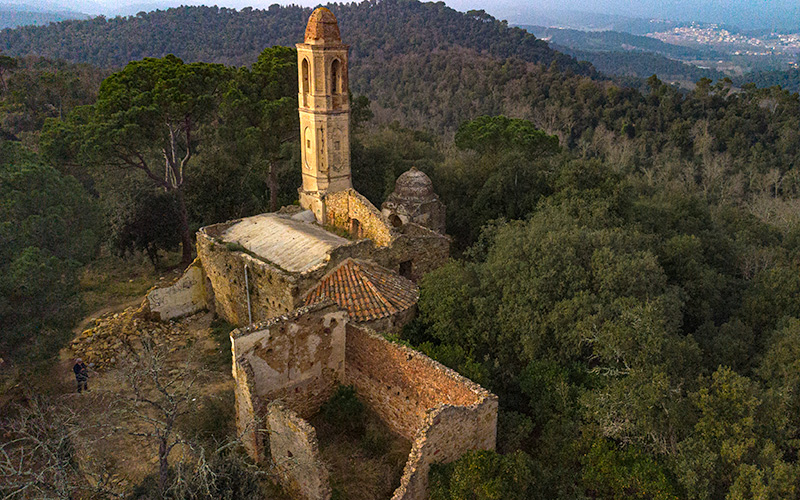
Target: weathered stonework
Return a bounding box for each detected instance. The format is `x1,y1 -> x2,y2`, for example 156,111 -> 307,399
196,227 -> 300,325
391,395 -> 498,500
231,304 -> 497,500
297,6 -> 351,221
382,167 -> 447,235
145,258 -> 209,321
324,189 -> 394,245
344,324 -> 494,441
232,303 -> 347,419
232,357 -> 262,460
267,402 -> 332,500
146,9 -> 488,499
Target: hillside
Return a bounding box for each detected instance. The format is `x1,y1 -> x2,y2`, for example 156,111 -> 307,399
519,25 -> 716,60
0,2 -> 591,73
562,46 -> 726,84
738,67 -> 800,93
0,7 -> 88,29
518,25 -> 727,84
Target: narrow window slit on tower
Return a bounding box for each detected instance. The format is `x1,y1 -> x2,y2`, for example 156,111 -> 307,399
301,58 -> 310,107
331,59 -> 340,95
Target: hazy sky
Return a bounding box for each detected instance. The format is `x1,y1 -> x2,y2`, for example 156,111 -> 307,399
24,0 -> 800,29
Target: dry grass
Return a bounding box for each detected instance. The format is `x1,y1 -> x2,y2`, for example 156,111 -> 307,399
79,249 -> 183,316
311,408 -> 411,500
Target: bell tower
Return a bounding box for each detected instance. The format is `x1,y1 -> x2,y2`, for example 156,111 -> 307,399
297,7 -> 351,221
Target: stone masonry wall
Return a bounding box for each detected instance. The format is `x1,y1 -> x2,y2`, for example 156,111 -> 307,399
391,399 -> 498,500
197,228 -> 301,326
232,303 -> 347,422
267,402 -> 332,500
374,225 -> 450,283
324,189 -> 394,247
232,357 -> 263,461
344,324 -> 490,440
146,258 -> 208,321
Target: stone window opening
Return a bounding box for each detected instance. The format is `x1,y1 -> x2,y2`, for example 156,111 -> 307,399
301,58 -> 310,107
349,218 -> 361,238
331,58 -> 341,95
389,214 -> 403,228
399,260 -> 413,280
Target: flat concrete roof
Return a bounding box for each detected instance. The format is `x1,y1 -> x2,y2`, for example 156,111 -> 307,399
220,214 -> 349,274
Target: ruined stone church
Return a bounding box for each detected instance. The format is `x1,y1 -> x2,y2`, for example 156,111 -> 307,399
146,8 -> 497,500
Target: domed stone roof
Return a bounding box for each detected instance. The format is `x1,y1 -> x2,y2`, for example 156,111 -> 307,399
304,7 -> 341,44
390,167 -> 436,202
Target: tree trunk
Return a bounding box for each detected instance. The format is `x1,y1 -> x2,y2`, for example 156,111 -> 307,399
158,439 -> 169,495
175,188 -> 193,266
268,160 -> 279,212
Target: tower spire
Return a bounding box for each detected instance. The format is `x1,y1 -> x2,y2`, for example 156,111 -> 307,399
297,7 -> 351,222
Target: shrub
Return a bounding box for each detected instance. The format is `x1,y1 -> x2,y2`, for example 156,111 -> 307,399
430,449 -> 535,500
321,385 -> 365,435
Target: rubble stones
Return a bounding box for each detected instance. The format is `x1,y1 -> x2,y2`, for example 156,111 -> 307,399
70,301 -> 191,371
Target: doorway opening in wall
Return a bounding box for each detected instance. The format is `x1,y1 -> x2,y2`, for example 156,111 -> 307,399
350,218 -> 361,239
399,260 -> 413,280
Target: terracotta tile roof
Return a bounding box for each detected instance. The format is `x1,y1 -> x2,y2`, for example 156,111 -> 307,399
303,259 -> 418,322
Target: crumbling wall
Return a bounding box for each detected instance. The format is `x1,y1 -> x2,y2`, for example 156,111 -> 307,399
232,357 -> 263,461
231,308 -> 496,500
324,189 -> 394,246
267,402 -> 332,500
232,303 -> 347,420
146,258 -> 208,320
344,324 -> 491,439
344,324 -> 497,499
391,400 -> 498,500
379,225 -> 450,282
197,228 -> 300,325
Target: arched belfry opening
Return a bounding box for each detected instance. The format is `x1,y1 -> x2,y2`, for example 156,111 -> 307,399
302,58 -> 310,107
331,59 -> 341,95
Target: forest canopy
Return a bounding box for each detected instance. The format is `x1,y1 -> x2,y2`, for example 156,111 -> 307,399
1,1 -> 800,498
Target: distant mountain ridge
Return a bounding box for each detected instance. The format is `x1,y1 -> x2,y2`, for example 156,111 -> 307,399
0,1 -> 591,73
0,3 -> 88,29
518,24 -> 726,84
519,25 -> 718,60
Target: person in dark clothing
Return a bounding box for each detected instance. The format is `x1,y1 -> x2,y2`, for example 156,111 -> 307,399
73,358 -> 89,393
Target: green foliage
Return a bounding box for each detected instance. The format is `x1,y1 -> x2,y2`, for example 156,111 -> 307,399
190,46 -> 299,219
203,317 -> 236,370
106,181 -> 181,268
455,115 -> 560,157
0,2 -> 590,74
582,439 -> 679,499
496,410 -> 534,454
417,341 -> 490,388
0,142 -> 101,361
429,450 -> 535,500
43,54 -> 231,264
321,385 -> 365,436
351,123 -> 442,206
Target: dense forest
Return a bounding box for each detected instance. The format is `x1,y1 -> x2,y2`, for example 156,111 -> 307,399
738,67 -> 800,94
556,46 -> 726,84
2,0 -> 800,498
0,2 -> 590,73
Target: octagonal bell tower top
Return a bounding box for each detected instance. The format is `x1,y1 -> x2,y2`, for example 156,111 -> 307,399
304,7 -> 342,45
